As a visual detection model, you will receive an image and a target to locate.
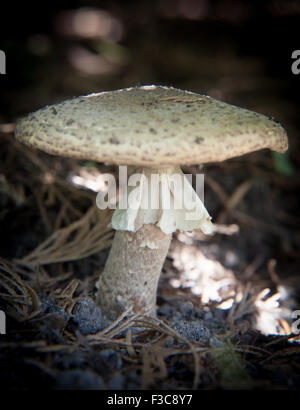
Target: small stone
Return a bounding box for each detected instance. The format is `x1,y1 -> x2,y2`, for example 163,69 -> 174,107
72,297 -> 103,335
39,294 -> 70,322
171,320 -> 211,344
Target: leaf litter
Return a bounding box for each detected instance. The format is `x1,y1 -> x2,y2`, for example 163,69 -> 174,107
0,133 -> 300,389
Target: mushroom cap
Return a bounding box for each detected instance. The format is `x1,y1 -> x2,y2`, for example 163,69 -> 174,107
15,85 -> 288,166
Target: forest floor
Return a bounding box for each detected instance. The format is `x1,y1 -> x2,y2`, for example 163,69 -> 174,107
0,131 -> 300,389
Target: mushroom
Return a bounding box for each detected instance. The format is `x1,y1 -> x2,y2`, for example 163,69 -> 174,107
15,85 -> 288,321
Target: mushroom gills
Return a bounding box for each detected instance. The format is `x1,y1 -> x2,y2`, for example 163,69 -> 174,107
111,166 -> 214,235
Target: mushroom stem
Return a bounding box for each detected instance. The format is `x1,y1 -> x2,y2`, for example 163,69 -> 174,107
96,165 -> 213,320
95,224 -> 171,320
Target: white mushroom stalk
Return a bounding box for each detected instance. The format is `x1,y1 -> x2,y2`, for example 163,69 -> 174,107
95,166 -> 213,320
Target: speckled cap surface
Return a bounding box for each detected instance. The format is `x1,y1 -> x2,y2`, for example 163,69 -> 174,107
15,85 -> 288,166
